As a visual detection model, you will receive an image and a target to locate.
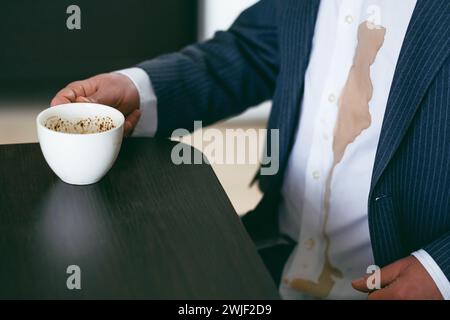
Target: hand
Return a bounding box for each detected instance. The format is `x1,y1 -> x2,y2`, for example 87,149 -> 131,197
51,73 -> 141,136
352,256 -> 443,300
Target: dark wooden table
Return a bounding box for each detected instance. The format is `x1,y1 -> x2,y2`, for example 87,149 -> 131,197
0,139 -> 278,299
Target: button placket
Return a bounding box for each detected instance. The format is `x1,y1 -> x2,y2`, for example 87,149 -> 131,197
292,0 -> 364,281
345,15 -> 354,24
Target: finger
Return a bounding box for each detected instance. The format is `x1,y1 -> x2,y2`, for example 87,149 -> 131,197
66,80 -> 96,98
352,260 -> 405,293
378,259 -> 410,288
75,96 -> 92,103
60,87 -> 113,110
368,281 -> 400,300
50,95 -> 73,107
352,277 -> 371,293
50,87 -> 78,106
83,85 -> 118,108
124,110 -> 141,136
50,79 -> 95,107
84,90 -> 108,105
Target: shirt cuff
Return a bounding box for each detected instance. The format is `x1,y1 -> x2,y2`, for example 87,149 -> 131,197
412,249 -> 450,300
115,67 -> 157,137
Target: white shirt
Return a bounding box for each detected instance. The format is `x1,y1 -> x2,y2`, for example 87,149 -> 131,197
117,0 -> 450,300
279,0 -> 416,299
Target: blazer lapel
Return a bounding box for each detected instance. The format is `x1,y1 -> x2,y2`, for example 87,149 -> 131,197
370,0 -> 450,193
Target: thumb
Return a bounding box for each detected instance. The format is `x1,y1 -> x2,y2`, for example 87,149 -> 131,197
124,109 -> 141,137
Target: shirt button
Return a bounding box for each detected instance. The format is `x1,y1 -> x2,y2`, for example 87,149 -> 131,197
304,238 -> 315,250
322,133 -> 329,141
328,93 -> 336,103
312,170 -> 321,180
345,15 -> 354,24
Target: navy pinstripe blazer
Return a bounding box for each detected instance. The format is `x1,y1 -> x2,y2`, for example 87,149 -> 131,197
139,0 -> 450,279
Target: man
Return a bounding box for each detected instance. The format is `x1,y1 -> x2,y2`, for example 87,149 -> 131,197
51,0 -> 450,299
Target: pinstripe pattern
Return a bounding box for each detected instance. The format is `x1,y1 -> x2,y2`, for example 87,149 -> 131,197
261,0 -> 320,193
138,0 -> 450,280
139,0 -> 280,137
371,55 -> 450,269
367,0 -> 450,270
371,0 -> 450,190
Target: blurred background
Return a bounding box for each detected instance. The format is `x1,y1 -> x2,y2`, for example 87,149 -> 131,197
0,0 -> 270,215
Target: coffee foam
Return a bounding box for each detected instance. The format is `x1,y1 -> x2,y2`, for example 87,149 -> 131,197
44,116 -> 116,134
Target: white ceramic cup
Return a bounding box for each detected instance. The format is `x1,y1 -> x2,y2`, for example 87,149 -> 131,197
36,103 -> 125,185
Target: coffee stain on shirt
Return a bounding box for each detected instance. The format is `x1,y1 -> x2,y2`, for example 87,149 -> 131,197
286,22 -> 386,298
333,22 -> 386,164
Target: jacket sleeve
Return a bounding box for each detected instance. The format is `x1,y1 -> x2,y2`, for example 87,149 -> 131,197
137,0 -> 279,137
424,231 -> 450,282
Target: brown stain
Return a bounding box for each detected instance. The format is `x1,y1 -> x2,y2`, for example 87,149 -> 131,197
286,22 -> 386,298
333,22 -> 386,164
